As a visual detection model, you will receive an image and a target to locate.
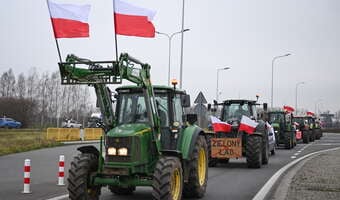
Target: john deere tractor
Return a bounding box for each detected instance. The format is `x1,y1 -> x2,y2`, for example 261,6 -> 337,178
268,111 -> 296,149
208,99 -> 274,168
59,53 -> 208,200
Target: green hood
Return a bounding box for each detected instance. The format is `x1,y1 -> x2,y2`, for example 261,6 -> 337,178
107,123 -> 151,137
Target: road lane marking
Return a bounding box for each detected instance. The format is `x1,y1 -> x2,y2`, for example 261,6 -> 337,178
46,194 -> 68,200
291,156 -> 296,159
252,146 -> 340,200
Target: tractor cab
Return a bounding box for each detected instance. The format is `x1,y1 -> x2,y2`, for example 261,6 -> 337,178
268,111 -> 296,148
221,100 -> 257,128
114,85 -> 191,151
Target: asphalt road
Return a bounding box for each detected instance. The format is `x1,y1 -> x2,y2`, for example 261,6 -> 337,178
1,133 -> 340,200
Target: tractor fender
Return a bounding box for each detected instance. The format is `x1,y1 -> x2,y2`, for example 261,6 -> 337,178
179,125 -> 206,160
77,145 -> 99,158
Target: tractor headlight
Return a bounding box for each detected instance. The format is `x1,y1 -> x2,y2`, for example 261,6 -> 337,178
107,147 -> 117,155
118,147 -> 128,156
274,130 -> 278,133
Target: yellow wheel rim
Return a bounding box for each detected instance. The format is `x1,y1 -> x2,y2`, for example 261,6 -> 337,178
197,148 -> 207,186
170,168 -> 181,200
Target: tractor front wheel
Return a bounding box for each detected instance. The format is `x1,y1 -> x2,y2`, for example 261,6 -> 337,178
285,133 -> 292,149
303,131 -> 309,144
68,153 -> 100,200
246,135 -> 262,168
152,157 -> 183,200
183,135 -> 208,198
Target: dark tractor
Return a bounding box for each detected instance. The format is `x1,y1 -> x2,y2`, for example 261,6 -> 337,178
208,99 -> 274,168
268,111 -> 296,149
293,116 -> 311,143
306,116 -> 322,140
59,54 -> 209,200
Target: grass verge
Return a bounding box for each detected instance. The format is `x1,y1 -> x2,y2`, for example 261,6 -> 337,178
0,129 -> 62,156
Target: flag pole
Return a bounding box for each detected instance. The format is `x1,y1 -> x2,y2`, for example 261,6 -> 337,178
112,0 -> 119,60
46,0 -> 63,63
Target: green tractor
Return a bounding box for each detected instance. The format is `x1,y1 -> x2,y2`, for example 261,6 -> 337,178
208,99 -> 274,168
59,53 -> 208,200
268,111 -> 296,149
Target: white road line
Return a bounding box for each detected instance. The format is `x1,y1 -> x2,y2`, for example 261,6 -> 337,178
45,194 -> 68,200
293,153 -> 299,156
252,146 -> 340,200
291,156 -> 296,159
297,150 -> 302,153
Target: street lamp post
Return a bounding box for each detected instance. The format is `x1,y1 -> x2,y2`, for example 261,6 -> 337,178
156,29 -> 190,86
295,81 -> 305,115
216,67 -> 230,102
314,99 -> 323,116
271,53 -> 291,108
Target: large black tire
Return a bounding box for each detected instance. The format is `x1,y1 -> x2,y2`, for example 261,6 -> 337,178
311,130 -> 316,142
246,135 -> 262,168
262,136 -> 269,165
109,186 -> 135,195
183,135 -> 208,198
302,131 -> 309,144
285,132 -> 292,149
68,153 -> 100,200
152,157 -> 183,200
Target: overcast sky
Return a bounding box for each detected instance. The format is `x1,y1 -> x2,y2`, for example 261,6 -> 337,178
0,0 -> 339,113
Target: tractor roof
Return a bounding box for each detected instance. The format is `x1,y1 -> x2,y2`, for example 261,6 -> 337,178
116,85 -> 186,94
222,99 -> 257,105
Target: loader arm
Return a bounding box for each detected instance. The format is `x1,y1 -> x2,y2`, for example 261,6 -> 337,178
59,53 -> 161,152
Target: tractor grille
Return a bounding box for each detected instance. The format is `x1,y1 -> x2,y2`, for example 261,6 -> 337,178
105,136 -> 139,162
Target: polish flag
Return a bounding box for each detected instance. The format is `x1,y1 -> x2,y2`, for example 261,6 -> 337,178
48,1 -> 91,38
114,0 -> 156,37
239,115 -> 258,134
306,111 -> 315,116
283,105 -> 295,113
210,116 -> 231,133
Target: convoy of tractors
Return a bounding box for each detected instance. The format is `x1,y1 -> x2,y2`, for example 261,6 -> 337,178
57,54 -> 323,200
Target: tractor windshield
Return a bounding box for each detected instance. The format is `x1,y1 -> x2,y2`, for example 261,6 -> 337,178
223,103 -> 251,121
117,92 -> 169,126
118,93 -> 148,124
269,113 -> 284,124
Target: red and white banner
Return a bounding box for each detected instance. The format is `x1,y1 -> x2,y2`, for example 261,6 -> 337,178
306,111 -> 315,116
239,115 -> 258,134
48,1 -> 91,38
210,116 -> 231,133
114,0 -> 156,37
283,105 -> 295,113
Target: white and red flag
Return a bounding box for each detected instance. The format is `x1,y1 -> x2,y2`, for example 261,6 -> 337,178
47,1 -> 91,38
306,111 -> 315,116
239,115 -> 258,134
210,116 -> 231,133
283,105 -> 295,113
114,0 -> 156,37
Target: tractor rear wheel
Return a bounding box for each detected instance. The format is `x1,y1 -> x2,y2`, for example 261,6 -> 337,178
303,131 -> 309,144
152,157 -> 183,200
262,137 -> 269,165
246,135 -> 262,168
68,153 -> 100,200
109,186 -> 135,195
285,132 -> 292,149
183,135 -> 208,198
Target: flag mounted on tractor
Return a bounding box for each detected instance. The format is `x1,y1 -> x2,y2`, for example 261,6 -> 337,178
113,0 -> 156,37
239,115 -> 258,134
47,1 -> 91,38
210,116 -> 231,133
283,105 -> 295,113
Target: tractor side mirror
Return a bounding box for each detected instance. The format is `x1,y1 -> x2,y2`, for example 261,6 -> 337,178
186,114 -> 197,125
207,104 -> 211,111
263,103 -> 268,111
181,94 -> 191,107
